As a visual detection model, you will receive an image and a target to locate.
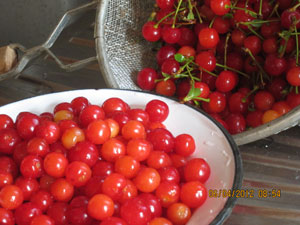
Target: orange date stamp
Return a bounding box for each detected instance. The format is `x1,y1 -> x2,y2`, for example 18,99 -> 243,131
209,189 -> 281,198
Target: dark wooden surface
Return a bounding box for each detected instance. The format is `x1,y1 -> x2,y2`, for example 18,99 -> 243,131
1,9 -> 300,225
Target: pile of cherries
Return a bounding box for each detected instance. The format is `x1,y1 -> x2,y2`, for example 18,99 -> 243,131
0,96 -> 211,225
139,0 -> 300,134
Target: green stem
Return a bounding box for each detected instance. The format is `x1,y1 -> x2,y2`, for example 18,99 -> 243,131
296,86 -> 299,94
279,34 -> 291,58
186,69 -> 202,81
292,2 -> 300,11
240,19 -> 280,26
148,12 -> 157,21
224,33 -> 231,70
154,11 -> 176,28
259,72 -> 265,86
184,94 -> 210,103
197,66 -> 218,77
247,25 -> 264,40
225,5 -> 258,18
209,16 -> 216,28
187,0 -> 195,20
192,97 -> 210,102
242,85 -> 259,103
259,0 -> 263,17
268,2 -> 279,19
194,5 -> 203,23
216,63 -> 250,78
295,26 -> 299,65
244,48 -> 270,81
172,0 -> 183,28
193,100 -> 200,106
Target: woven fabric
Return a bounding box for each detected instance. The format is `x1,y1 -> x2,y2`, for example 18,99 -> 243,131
102,0 -> 157,89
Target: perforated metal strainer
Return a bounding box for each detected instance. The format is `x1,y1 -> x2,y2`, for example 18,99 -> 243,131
95,0 -> 300,146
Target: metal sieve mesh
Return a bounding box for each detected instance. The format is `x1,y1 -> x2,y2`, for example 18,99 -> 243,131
96,0 -> 156,90
95,0 -> 300,145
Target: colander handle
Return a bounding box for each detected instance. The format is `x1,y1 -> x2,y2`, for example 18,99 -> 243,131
0,0 -> 99,82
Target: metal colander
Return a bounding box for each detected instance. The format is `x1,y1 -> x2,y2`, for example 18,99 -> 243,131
95,0 -> 300,146
96,0 -> 156,90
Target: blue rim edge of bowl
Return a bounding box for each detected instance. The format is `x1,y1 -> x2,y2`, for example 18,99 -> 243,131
0,88 -> 243,225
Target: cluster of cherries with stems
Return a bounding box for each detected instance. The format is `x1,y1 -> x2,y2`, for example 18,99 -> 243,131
139,0 -> 300,134
0,96 -> 211,225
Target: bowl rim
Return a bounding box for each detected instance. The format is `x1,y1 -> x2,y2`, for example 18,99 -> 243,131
0,88 -> 243,225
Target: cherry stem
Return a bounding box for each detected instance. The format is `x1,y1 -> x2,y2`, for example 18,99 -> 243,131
224,33 -> 231,69
244,48 -> 270,81
154,11 -> 176,28
241,19 -> 280,25
259,72 -> 265,86
209,16 -> 216,28
247,25 -> 264,40
148,12 -> 157,21
184,94 -> 210,103
173,0 -> 183,28
296,86 -> 299,95
189,60 -> 218,77
242,85 -> 259,103
292,2 -> 300,11
187,65 -> 201,81
199,67 -> 218,77
193,97 -> 210,102
193,100 -> 200,106
258,0 -> 263,17
279,33 -> 291,58
187,0 -> 195,20
295,26 -> 299,65
268,2 -> 279,19
225,5 -> 258,18
194,5 -> 203,23
216,63 -> 250,78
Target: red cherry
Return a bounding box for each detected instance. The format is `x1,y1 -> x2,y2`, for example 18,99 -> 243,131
225,113 -> 246,134
202,92 -> 226,113
194,82 -> 210,99
156,0 -> 174,10
147,128 -> 175,153
198,28 -> 220,49
246,110 -> 264,128
120,196 -> 152,225
286,66 -> 300,86
212,17 -> 230,34
195,51 -> 216,72
244,35 -> 261,55
177,27 -> 197,47
254,91 -> 275,111
210,0 -> 231,16
0,128 -> 21,155
156,46 -> 177,66
264,54 -> 287,76
287,92 -> 300,108
215,71 -> 238,93
145,100 -> 169,123
0,115 -> 14,130
161,58 -> 180,75
142,21 -> 161,42
162,26 -> 182,44
281,9 -> 300,29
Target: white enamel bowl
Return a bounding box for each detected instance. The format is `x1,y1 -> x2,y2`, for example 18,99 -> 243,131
0,89 -> 243,225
